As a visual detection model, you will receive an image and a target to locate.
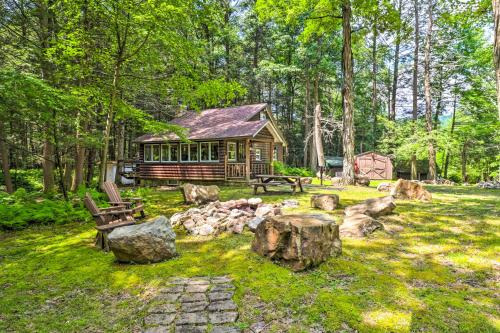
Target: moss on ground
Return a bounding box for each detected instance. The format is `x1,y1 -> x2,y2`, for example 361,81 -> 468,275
0,183 -> 499,332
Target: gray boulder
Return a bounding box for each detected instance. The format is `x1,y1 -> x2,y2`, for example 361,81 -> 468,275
355,175 -> 370,186
310,194 -> 340,211
344,196 -> 396,218
340,214 -> 384,238
247,216 -> 265,232
108,216 -> 177,264
181,183 -> 220,205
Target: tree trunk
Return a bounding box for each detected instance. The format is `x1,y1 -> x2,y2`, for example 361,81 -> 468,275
313,103 -> 325,168
42,139 -> 55,192
390,0 -> 402,121
371,19 -> 378,149
71,113 -> 86,191
0,120 -> 14,193
99,61 -> 122,189
494,0 -> 500,120
342,0 -> 355,184
115,120 -> 125,184
461,141 -> 468,183
411,0 -> 420,180
86,148 -> 96,186
309,75 -> 319,171
303,72 -> 311,167
444,95 -> 456,179
424,2 -> 436,181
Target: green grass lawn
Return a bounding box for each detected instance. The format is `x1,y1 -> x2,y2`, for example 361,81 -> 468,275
1,183 -> 499,332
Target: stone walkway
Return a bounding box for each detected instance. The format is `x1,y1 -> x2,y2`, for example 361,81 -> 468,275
143,276 -> 241,333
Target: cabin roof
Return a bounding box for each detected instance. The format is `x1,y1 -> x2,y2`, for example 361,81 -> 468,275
135,103 -> 286,144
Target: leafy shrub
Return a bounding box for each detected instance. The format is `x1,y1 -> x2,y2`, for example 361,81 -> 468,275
272,161 -> 314,177
0,169 -> 44,192
0,188 -> 92,230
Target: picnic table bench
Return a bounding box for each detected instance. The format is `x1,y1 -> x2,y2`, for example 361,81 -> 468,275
253,175 -> 305,195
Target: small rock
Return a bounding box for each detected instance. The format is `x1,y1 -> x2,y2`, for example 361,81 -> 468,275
248,197 -> 263,207
282,199 -> 299,208
144,313 -> 176,326
208,311 -> 239,324
377,182 -> 393,192
208,291 -> 234,302
208,300 -> 237,312
211,276 -> 232,284
355,175 -> 370,186
344,196 -> 395,218
247,217 -> 265,232
197,224 -> 214,236
181,301 -> 209,313
186,284 -> 209,293
340,214 -> 384,238
301,177 -> 313,184
175,326 -> 207,333
148,303 -> 177,314
180,293 -> 207,303
255,204 -> 274,217
181,183 -> 220,205
310,194 -> 339,211
211,326 -> 241,333
176,312 -> 208,325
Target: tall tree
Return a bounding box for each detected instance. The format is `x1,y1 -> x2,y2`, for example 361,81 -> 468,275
424,1 -> 436,180
390,0 -> 402,121
410,0 -> 419,180
493,0 -> 500,119
342,0 -> 355,184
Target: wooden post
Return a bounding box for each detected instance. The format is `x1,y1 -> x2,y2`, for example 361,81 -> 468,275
270,141 -> 274,175
224,140 -> 228,181
245,139 -> 251,182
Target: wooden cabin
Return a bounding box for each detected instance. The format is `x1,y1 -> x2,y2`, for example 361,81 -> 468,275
134,103 -> 287,182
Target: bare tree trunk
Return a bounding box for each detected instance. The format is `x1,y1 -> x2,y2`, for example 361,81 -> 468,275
42,139 -> 55,192
86,148 -> 96,186
424,2 -> 436,181
461,141 -> 468,182
371,19 -> 378,149
390,0 -> 402,121
115,120 -> 125,184
411,0 -> 420,180
303,72 -> 310,167
0,120 -> 13,193
309,75 -> 319,171
342,0 -> 355,184
444,95 -> 456,179
71,113 -> 86,191
99,61 -> 121,189
494,0 -> 500,119
314,103 -> 325,168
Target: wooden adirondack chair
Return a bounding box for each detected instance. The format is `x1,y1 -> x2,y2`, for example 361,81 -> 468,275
83,193 -> 135,251
103,181 -> 145,218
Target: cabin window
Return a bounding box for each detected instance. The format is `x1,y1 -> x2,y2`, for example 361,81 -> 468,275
181,143 -> 198,162
161,144 -> 178,162
152,145 -> 161,162
144,145 -> 152,162
255,148 -> 262,161
260,112 -> 267,121
144,144 -> 160,162
238,142 -> 245,161
200,142 -> 219,162
273,146 -> 278,161
227,142 -> 237,161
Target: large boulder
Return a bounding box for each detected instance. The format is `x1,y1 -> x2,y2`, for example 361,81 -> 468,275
344,196 -> 396,218
252,214 -> 342,271
181,183 -> 220,205
355,175 -> 370,186
108,216 -> 177,264
390,179 -> 432,201
377,182 -> 393,192
340,214 -> 384,238
301,177 -> 313,184
310,194 -> 340,211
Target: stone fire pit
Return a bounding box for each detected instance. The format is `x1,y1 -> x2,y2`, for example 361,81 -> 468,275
170,198 -> 282,236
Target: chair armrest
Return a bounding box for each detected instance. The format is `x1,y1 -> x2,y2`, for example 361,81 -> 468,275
97,209 -> 133,216
109,201 -> 133,205
101,205 -> 126,211
128,197 -> 143,201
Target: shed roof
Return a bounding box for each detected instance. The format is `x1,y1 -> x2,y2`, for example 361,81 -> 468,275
135,103 -> 285,143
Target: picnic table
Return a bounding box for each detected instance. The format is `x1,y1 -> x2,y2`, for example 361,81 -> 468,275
253,174 -> 305,195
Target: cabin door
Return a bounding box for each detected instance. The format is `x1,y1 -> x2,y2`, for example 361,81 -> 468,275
358,153 -> 388,180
